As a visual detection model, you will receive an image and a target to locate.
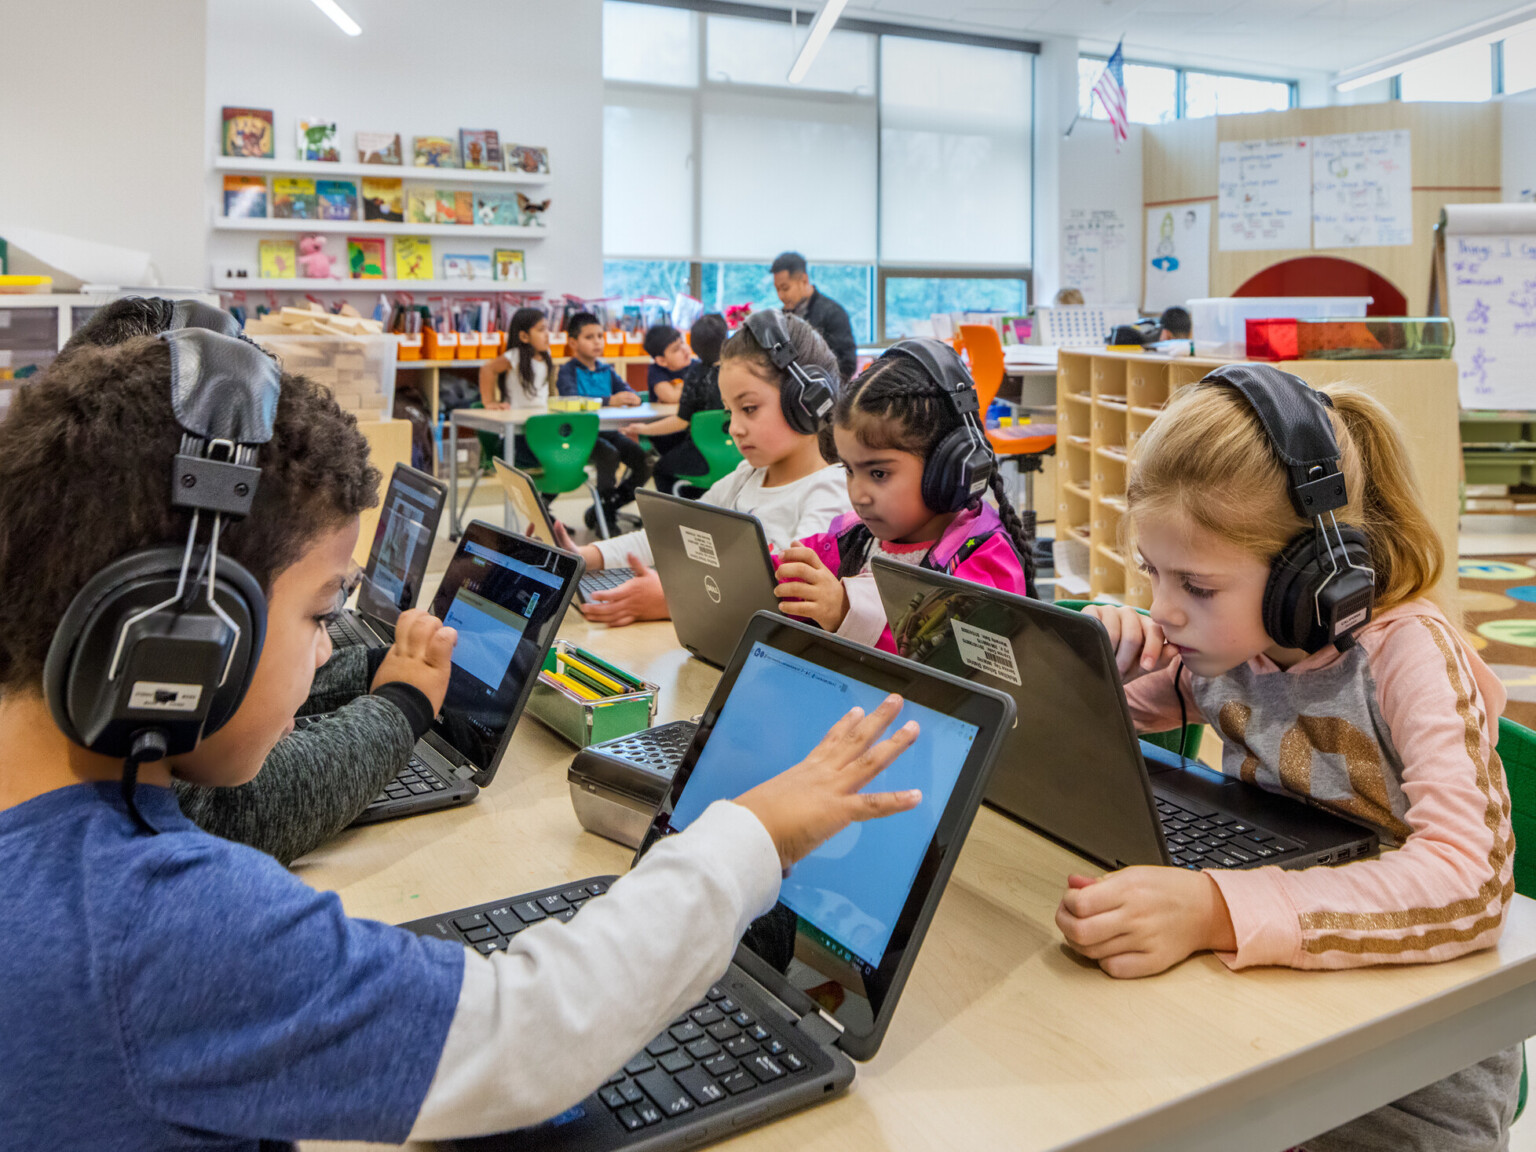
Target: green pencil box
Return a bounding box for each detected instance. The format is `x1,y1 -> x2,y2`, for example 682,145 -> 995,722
526,640 -> 658,748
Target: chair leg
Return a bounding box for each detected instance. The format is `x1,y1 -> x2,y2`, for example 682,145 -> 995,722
587,483 -> 611,540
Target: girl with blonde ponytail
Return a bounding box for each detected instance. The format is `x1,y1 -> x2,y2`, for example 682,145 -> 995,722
1055,365 -> 1518,1151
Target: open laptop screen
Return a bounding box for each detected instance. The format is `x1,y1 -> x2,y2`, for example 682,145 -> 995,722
357,465 -> 446,625
426,524 -> 580,780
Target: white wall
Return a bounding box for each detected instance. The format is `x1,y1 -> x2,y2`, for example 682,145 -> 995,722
1504,89 -> 1536,201
205,0 -> 604,297
1057,120 -> 1143,307
0,0 -> 207,287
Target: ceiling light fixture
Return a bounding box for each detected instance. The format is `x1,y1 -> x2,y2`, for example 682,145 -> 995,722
309,0 -> 361,37
1333,2 -> 1536,90
787,0 -> 851,84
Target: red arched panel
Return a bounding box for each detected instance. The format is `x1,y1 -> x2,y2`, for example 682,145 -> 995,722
1233,257 -> 1406,316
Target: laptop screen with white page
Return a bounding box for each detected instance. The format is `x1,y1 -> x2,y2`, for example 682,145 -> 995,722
356,464 -> 446,626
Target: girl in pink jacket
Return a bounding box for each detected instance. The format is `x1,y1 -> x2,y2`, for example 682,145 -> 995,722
773,339 -> 1033,653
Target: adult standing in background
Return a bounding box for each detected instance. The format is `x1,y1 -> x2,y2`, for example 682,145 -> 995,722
771,251 -> 857,383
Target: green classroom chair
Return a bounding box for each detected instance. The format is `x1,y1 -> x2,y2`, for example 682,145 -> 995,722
521,412 -> 611,539
1500,716 -> 1536,1120
672,409 -> 743,495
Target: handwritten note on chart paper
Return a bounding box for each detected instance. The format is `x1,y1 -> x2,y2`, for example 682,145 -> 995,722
1218,137 -> 1311,251
1443,204 -> 1536,410
1312,131 -> 1413,248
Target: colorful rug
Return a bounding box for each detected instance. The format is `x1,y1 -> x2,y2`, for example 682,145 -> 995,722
1458,555 -> 1536,732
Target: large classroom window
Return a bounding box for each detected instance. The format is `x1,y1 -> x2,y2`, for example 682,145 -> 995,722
602,1 -> 1034,343
1078,56 -> 1294,123
1397,40 -> 1496,102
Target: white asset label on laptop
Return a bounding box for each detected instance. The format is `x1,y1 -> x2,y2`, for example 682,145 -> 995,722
679,525 -> 721,568
950,619 -> 1022,686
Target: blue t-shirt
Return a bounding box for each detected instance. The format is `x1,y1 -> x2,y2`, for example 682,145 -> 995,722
555,358 -> 631,400
0,781 -> 464,1150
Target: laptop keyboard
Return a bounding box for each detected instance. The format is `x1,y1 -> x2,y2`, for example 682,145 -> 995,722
1153,792 -> 1300,869
325,612 -> 374,650
407,878 -> 814,1134
581,566 -> 634,595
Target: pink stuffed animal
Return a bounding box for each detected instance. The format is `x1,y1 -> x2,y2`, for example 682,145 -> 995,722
297,234 -> 339,278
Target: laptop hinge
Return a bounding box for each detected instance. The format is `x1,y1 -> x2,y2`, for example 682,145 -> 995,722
800,1009 -> 843,1048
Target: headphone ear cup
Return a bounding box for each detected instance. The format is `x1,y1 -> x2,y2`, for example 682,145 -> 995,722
1262,526 -> 1373,653
43,546 -> 266,757
780,364 -> 835,435
920,428 -> 991,515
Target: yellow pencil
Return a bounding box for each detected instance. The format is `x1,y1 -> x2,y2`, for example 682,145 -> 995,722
543,669 -> 601,701
559,653 -> 627,695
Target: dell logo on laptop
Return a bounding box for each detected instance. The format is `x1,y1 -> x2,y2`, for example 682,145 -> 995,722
704,575 -> 722,604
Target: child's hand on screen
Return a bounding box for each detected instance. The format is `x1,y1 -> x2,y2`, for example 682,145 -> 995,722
370,609 -> 457,713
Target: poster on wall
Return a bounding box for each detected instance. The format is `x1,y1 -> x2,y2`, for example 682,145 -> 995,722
1144,202 -> 1210,312
1312,131 -> 1413,248
1217,137 -> 1312,251
1441,204 -> 1536,410
1061,208 -> 1132,304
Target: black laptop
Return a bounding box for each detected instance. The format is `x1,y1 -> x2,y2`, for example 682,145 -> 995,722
493,458 -> 633,603
399,612 -> 1015,1149
329,464 -> 448,650
635,489 -> 780,668
871,558 -> 1379,872
302,521 -> 583,825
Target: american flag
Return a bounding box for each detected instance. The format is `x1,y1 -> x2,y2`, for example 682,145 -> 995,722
1092,42 -> 1128,145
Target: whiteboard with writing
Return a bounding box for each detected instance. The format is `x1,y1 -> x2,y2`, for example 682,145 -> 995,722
1312,131 -> 1413,249
1443,204 -> 1536,409
1061,207 -> 1131,304
1217,137 -> 1312,251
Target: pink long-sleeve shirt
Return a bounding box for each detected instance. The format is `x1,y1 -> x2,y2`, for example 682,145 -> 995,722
1125,599 -> 1514,970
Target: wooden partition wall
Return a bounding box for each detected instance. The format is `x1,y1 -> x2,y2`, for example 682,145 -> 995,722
1143,102 -> 1502,315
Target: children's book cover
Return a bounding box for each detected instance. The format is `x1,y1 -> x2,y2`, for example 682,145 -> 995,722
223,175 -> 268,219
259,239 -> 297,279
297,119 -> 341,162
459,129 -> 502,171
494,249 -> 526,282
454,190 -> 474,226
516,192 -> 551,227
316,179 -> 357,221
406,187 -> 436,224
435,189 -> 458,224
222,107 -> 274,158
395,236 -> 433,280
357,131 -> 402,165
347,237 -> 386,279
361,177 -> 404,222
474,192 -> 521,226
443,253 -> 493,281
505,144 -> 550,174
273,178 -> 318,220
413,136 -> 458,168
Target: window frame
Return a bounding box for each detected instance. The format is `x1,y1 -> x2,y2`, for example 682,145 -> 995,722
1078,53 -> 1297,121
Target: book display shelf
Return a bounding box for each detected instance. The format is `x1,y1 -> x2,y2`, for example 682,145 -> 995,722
1056,349 -> 1461,608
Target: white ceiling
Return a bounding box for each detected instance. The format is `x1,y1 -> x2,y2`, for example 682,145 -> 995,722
756,0 -> 1536,76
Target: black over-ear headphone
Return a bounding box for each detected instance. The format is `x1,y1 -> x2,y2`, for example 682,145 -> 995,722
743,310 -> 836,435
42,327 -> 280,830
1200,363 -> 1376,654
877,338 -> 997,515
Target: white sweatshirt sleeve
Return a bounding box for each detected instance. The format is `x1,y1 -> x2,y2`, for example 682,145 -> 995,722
593,528 -> 652,572
408,801 -> 782,1140
835,573 -> 888,648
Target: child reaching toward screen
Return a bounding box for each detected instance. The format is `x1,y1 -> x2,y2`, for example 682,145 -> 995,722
773,340 -> 1034,652
1055,363 -> 1518,1151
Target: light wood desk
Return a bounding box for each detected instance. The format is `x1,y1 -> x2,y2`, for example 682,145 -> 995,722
302,615 -> 1536,1152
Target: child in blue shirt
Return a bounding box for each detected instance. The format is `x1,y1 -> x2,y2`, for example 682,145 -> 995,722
640,322 -> 697,459
0,333 -> 922,1148
555,310 -> 650,524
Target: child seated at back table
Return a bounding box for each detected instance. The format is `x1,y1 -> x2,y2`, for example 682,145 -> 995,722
477,306 -> 554,472
774,339 -> 1035,652
635,322 -> 697,460
1056,363 -> 1518,1152
0,329 -> 925,1148
555,311 -> 851,628
628,313 -> 729,498
554,311 -> 649,525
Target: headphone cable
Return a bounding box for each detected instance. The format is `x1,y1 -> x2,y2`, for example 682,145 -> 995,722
120,729 -> 168,836
1170,654 -> 1191,767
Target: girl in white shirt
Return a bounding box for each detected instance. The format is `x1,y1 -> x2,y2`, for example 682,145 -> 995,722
555,313 -> 852,628
478,307 -> 553,409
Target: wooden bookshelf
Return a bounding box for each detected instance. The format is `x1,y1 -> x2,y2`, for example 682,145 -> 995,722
214,157 -> 551,188
213,217 -> 546,239
1056,349 -> 1461,608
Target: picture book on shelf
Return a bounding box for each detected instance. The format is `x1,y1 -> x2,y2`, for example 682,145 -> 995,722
505,144 -> 550,175
413,136 -> 458,168
395,236 -> 433,280
348,237 -> 386,280
454,190 -> 474,226
435,190 -> 458,225
494,249 -> 526,282
516,192 -> 551,227
474,192 -> 521,227
443,254 -> 493,282
459,129 -> 502,170
259,239 -> 297,279
297,119 -> 340,162
316,179 -> 357,221
222,107 -> 274,158
273,178 -> 318,220
361,177 -> 403,222
406,187 -> 436,225
223,175 -> 268,219
356,131 -> 402,165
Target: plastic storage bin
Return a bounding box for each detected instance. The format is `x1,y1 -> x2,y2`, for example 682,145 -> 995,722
1188,297 -> 1371,358
525,641 -> 659,748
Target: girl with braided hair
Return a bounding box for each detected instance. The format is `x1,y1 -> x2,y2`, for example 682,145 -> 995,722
773,341 -> 1035,653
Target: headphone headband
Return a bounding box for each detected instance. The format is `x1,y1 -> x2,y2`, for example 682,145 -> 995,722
878,338 -> 995,514
879,339 -> 980,419
743,310 -> 798,372
741,310 -> 834,434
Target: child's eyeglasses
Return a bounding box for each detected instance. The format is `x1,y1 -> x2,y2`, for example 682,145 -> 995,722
322,563 -> 365,624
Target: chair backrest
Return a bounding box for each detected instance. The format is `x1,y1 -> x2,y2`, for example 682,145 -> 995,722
521,412 -> 600,495
959,323 -> 1006,415
1502,716 -> 1536,899
685,408 -> 744,488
